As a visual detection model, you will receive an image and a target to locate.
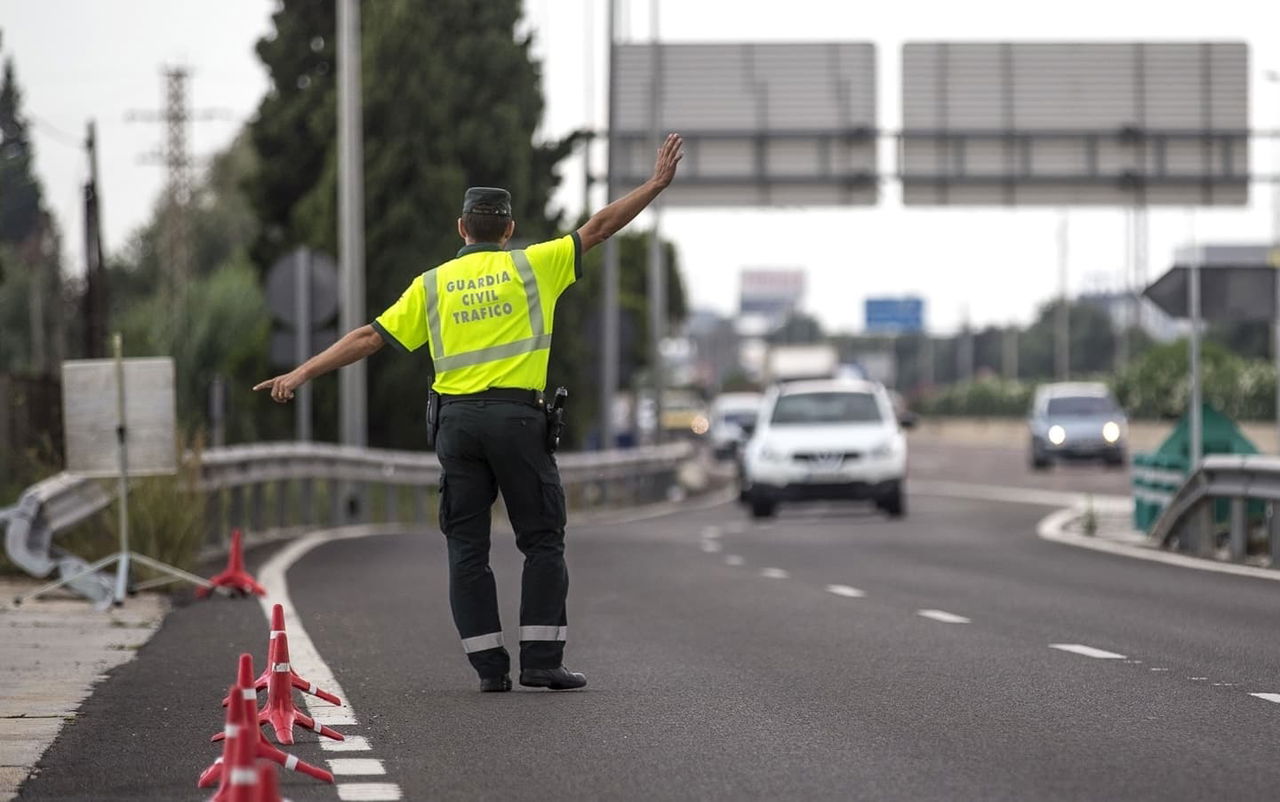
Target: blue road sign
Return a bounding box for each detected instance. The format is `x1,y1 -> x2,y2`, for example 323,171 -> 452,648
865,297 -> 924,334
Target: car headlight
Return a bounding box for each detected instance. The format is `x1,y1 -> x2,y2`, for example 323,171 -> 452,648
1048,425 -> 1066,446
870,440 -> 894,458
1102,421 -> 1121,444
690,414 -> 710,435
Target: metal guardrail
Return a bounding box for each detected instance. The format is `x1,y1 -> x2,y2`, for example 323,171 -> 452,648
3,441 -> 695,592
1149,454 -> 1280,564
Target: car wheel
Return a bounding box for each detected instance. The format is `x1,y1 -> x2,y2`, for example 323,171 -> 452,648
749,497 -> 777,519
880,482 -> 906,518
1104,451 -> 1126,468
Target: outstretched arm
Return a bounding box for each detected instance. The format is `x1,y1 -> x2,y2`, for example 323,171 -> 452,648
253,324 -> 385,403
576,132 -> 683,253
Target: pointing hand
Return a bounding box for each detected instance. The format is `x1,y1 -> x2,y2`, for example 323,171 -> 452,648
253,371 -> 305,404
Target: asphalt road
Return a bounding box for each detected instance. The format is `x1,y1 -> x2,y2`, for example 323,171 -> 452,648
20,443 -> 1280,801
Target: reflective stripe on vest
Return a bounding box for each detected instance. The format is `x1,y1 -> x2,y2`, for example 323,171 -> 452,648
424,249 -> 548,372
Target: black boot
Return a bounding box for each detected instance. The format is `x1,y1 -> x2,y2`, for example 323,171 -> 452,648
519,666 -> 587,690
480,675 -> 512,692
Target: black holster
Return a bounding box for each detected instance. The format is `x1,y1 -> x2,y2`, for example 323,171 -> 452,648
426,390 -> 440,450
545,387 -> 568,454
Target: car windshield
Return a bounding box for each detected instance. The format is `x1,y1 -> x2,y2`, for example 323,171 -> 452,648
719,411 -> 757,427
771,392 -> 882,425
1046,396 -> 1119,417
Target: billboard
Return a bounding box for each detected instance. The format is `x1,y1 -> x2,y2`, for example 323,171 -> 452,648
612,43 -> 878,206
901,42 -> 1249,205
739,269 -> 806,319
865,297 -> 925,334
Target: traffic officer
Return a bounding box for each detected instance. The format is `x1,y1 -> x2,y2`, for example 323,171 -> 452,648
254,133 -> 684,692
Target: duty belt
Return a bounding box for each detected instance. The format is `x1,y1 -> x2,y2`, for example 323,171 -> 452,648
438,387 -> 544,407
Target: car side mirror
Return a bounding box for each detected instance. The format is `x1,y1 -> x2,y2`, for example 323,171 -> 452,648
739,421 -> 756,438
898,412 -> 918,430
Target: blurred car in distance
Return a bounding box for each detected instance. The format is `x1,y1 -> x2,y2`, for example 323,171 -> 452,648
708,392 -> 763,459
1028,382 -> 1127,470
740,379 -> 908,519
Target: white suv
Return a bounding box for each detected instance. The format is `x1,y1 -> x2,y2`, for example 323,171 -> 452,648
740,379 -> 908,519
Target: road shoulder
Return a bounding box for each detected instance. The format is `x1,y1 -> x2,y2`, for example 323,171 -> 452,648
0,578 -> 167,801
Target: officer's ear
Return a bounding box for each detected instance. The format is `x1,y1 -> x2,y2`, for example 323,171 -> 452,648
503,219 -> 516,244
456,218 -> 467,241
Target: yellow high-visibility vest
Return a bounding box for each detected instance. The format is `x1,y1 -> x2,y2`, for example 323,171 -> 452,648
373,234 -> 581,394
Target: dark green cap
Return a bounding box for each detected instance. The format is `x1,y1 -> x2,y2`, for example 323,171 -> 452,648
462,187 -> 512,216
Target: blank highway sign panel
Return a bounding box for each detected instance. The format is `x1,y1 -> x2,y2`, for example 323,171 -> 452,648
613,42 -> 879,206
901,42 -> 1249,206
62,357 -> 177,477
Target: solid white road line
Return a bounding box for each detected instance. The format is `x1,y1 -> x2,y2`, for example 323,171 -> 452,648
825,584 -> 866,598
760,567 -> 790,579
916,609 -> 971,624
322,735 -> 373,752
1250,693 -> 1280,703
1049,643 -> 1127,659
328,758 -> 387,776
724,555 -> 744,567
337,784 -> 404,801
913,480 -> 1128,509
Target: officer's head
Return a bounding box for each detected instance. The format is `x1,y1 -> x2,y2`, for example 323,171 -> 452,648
458,187 -> 515,246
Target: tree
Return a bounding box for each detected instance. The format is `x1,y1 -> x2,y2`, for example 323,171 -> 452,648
0,33 -> 63,376
247,0 -> 585,448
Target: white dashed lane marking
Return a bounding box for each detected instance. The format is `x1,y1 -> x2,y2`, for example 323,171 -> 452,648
701,526 -> 721,539
760,568 -> 790,579
825,584 -> 866,598
1049,644 -> 1127,659
329,758 -> 387,775
701,540 -> 722,553
724,555 -> 744,567
337,783 -> 404,801
322,735 -> 373,752
1250,693 -> 1280,703
916,609 -> 971,624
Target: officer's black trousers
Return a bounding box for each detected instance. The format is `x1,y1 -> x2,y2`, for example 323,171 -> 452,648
436,399 -> 569,678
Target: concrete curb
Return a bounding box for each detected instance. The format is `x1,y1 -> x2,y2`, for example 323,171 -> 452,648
1036,504 -> 1280,583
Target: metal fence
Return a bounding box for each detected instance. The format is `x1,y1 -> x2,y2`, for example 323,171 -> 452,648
1149,454 -> 1280,564
3,441 -> 694,591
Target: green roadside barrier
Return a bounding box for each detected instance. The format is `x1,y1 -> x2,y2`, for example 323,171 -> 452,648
1131,404 -> 1260,534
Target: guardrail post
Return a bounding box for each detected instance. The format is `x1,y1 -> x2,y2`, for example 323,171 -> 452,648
330,479 -> 343,526
300,477 -> 314,527
205,488 -> 225,545
249,482 -> 265,534
275,479 -> 289,530
1229,497 -> 1248,561
1190,500 -> 1214,557
229,486 -> 245,533
384,484 -> 397,524
413,485 -> 427,525
1270,502 -> 1280,568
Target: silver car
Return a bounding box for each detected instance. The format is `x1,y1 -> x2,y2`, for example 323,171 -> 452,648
1028,383 -> 1127,470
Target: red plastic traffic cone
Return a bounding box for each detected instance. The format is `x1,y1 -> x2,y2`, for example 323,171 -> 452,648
203,680 -> 257,802
204,654 -> 334,786
255,760 -> 285,802
198,529 -> 267,598
222,605 -> 341,707
259,628 -> 344,745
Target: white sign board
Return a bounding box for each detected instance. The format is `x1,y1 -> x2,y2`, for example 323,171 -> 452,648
62,357 -> 177,477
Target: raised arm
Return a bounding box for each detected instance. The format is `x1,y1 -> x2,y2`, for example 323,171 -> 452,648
253,324 -> 385,403
576,133 -> 683,253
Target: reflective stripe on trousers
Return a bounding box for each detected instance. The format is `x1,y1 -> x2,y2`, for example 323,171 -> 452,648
519,625 -> 568,642
461,632 -> 505,653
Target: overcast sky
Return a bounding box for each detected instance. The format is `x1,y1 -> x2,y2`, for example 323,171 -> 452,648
2,0 -> 1278,334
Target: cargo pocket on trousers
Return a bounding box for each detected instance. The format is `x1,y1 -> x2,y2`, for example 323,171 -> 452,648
539,469 -> 567,530
437,476 -> 450,532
